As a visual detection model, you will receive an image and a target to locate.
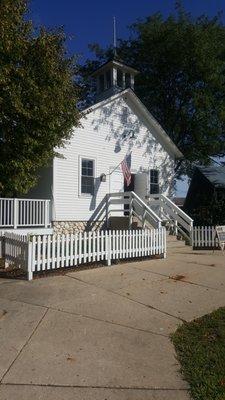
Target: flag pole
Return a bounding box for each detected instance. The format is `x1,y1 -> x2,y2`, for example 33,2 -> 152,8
106,152 -> 132,176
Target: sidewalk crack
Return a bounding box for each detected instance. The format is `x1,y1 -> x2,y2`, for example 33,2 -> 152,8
1,382 -> 189,391
0,296 -> 169,338
0,308 -> 49,384
65,274 -> 186,323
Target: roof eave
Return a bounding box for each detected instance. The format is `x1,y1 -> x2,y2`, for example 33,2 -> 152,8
92,60 -> 139,77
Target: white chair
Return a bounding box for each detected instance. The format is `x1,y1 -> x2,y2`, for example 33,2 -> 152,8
215,226 -> 225,252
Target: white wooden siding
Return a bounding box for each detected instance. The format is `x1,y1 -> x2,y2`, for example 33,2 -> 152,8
53,95 -> 175,221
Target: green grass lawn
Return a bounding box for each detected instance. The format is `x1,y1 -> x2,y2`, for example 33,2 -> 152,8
172,308 -> 225,400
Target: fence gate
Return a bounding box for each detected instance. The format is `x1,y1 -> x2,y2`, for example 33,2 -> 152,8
4,232 -> 28,271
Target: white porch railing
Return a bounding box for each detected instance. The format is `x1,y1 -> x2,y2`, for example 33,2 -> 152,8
86,191 -> 162,231
0,198 -> 51,228
148,194 -> 193,243
107,191 -> 162,229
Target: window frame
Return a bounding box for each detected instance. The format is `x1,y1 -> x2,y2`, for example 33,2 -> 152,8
149,169 -> 160,195
79,156 -> 96,197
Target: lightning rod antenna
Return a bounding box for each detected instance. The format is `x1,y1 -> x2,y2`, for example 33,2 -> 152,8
113,17 -> 117,56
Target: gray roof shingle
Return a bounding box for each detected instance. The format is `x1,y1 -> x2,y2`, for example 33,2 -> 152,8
198,165 -> 225,189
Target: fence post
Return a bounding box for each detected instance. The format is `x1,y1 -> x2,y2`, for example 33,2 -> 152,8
174,217 -> 178,236
44,201 -> 49,228
159,196 -> 163,219
105,194 -> 109,229
27,235 -> 33,281
190,222 -> 193,247
13,198 -> 18,229
129,194 -> 133,229
107,230 -> 111,266
163,227 -> 167,258
213,227 -> 217,249
0,233 -> 4,258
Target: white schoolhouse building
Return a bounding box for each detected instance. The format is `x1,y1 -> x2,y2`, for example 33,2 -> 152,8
1,56 -> 193,243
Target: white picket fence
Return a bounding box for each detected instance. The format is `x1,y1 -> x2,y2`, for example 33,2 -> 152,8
192,226 -> 218,248
1,228 -> 166,280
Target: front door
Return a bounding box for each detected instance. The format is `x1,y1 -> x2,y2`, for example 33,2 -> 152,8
124,173 -> 135,192
109,169 -> 124,193
134,172 -> 148,200
109,169 -> 124,216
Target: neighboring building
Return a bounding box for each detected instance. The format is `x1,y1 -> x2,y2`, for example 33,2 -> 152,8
184,165 -> 225,225
172,197 -> 185,209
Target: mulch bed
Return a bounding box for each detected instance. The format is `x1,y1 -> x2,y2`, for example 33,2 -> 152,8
0,254 -> 163,280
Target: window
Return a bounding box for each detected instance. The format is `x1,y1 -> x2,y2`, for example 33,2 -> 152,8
150,170 -> 159,194
81,159 -> 95,195
105,70 -> 111,89
125,73 -> 131,88
99,74 -> 104,92
117,69 -> 123,87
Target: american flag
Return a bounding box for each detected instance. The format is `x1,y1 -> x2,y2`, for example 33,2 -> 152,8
121,153 -> 131,186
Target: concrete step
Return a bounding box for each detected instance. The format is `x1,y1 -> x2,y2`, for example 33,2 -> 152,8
166,233 -> 187,248
167,241 -> 186,248
166,234 -> 179,240
132,216 -> 154,230
108,217 -> 138,230
108,216 -> 154,230
167,240 -> 186,249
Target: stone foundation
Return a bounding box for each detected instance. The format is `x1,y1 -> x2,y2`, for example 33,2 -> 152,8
53,220 -> 105,235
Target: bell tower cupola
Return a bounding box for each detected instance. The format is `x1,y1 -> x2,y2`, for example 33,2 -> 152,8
92,58 -> 139,102
91,18 -> 139,102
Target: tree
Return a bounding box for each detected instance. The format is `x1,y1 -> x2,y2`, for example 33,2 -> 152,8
81,6 -> 225,174
189,195 -> 225,226
0,0 -> 80,196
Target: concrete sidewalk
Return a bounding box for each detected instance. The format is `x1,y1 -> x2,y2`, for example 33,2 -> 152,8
0,246 -> 224,399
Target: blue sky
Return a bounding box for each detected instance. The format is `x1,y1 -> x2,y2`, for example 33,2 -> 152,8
30,0 -> 225,196
30,0 -> 225,62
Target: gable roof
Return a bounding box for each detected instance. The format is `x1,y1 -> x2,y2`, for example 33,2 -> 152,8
197,165 -> 225,189
84,89 -> 183,160
91,58 -> 139,76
